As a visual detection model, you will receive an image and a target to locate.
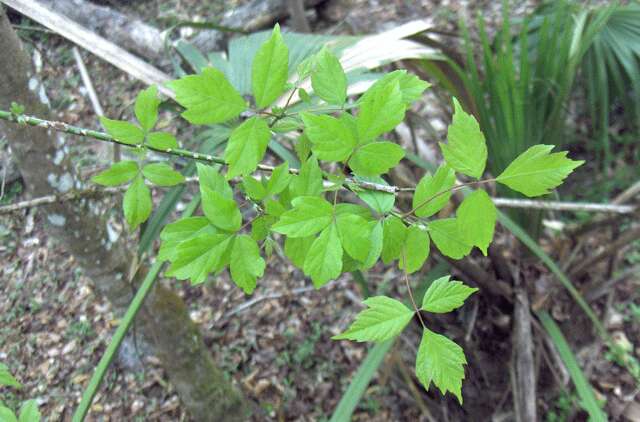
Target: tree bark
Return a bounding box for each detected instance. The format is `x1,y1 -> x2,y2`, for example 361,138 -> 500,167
0,9 -> 247,421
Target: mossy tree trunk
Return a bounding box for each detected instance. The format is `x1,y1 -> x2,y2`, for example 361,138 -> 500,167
0,9 -> 247,421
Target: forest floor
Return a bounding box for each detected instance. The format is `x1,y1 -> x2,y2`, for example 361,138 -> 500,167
1,0 -> 639,421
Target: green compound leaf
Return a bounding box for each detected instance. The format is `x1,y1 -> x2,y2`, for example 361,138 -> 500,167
165,233 -> 232,284
196,163 -> 233,198
146,132 -> 178,150
134,85 -> 160,132
428,218 -> 472,260
91,160 -> 138,186
412,164 -> 456,218
457,189 -> 496,256
158,217 -> 214,262
252,24 -> 289,108
311,47 -> 347,106
290,156 -> 323,197
168,67 -> 246,125
355,176 -> 395,214
123,175 -> 152,229
381,215 -> 407,264
421,276 -> 478,313
201,187 -> 242,232
439,98 -> 487,179
230,235 -> 265,294
416,328 -> 467,404
224,116 -> 271,178
301,113 -> 356,162
399,225 -> 430,274
266,162 -> 292,195
333,296 -> 413,342
336,213 -> 372,262
357,80 -> 405,142
100,116 -> 144,145
349,142 -> 405,176
303,223 -> 342,288
142,162 -> 185,186
272,196 -> 333,237
0,407 -> 16,422
251,215 -> 276,241
18,399 -> 40,422
284,235 -> 315,269
496,144 -> 584,197
0,363 -> 21,388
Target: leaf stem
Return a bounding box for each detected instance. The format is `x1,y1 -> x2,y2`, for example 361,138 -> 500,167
401,249 -> 426,329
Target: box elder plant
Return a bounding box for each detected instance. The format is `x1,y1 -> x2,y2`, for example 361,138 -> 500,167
4,24 -> 583,405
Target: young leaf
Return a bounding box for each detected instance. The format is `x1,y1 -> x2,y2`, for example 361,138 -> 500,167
224,116 -> 271,178
428,218 -> 472,259
355,176 -> 395,214
336,213 -> 373,262
284,236 -> 315,269
243,176 -> 267,201
303,223 -> 342,288
142,162 -> 185,186
230,235 -> 265,294
399,226 -> 430,274
18,399 -> 40,422
272,196 -> 333,237
91,160 -> 138,186
311,48 -> 347,105
100,117 -> 144,145
416,329 -> 467,404
134,85 -> 160,132
357,80 -> 405,142
361,221 -> 384,269
201,187 -> 242,232
457,190 -> 496,256
168,67 -> 246,124
123,175 -> 152,229
251,215 -> 276,241
290,156 -> 323,197
252,24 -> 289,108
496,144 -> 584,197
264,198 -> 286,217
266,162 -> 292,195
166,233 -> 232,283
348,142 -> 405,176
147,132 -> 178,150
412,165 -> 456,218
333,296 -> 413,342
0,363 -> 21,388
366,70 -> 430,105
421,276 -> 478,313
381,215 -> 407,264
196,163 -> 233,198
158,217 -> 214,262
439,98 -> 487,179
301,113 -> 356,162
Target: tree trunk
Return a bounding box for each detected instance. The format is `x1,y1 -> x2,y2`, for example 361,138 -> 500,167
0,9 -> 247,421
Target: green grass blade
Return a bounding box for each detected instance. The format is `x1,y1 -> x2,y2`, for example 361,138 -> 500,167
329,339 -> 395,422
73,195 -> 201,421
537,311 -> 607,421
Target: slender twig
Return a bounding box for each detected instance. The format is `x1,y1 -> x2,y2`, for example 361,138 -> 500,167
0,110 -> 635,217
569,226 -> 640,279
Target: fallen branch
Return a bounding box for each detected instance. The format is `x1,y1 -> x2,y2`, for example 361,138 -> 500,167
2,0 -> 173,96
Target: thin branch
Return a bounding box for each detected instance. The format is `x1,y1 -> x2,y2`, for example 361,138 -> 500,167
0,110 -> 635,216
